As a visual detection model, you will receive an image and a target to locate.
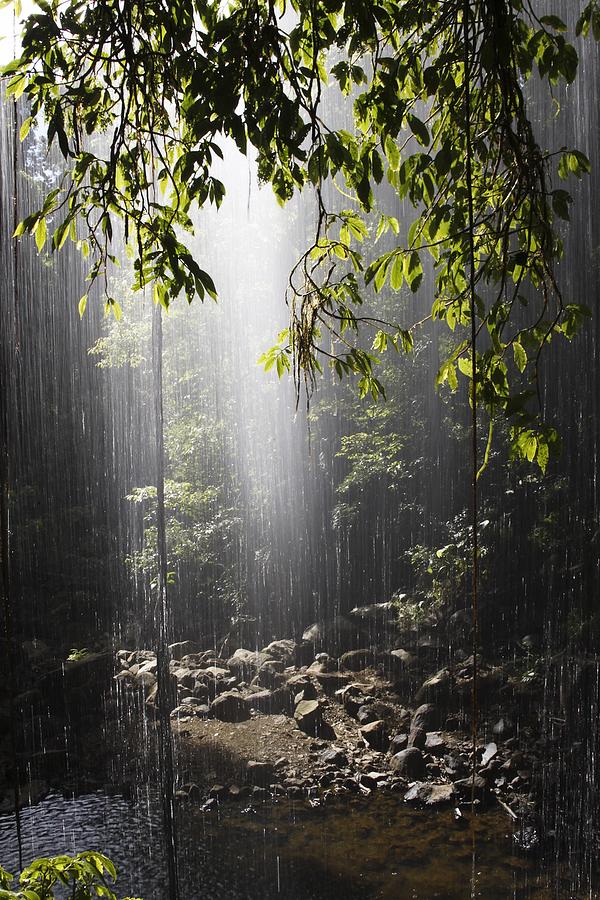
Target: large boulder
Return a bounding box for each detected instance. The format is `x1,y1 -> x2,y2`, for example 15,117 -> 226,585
348,602 -> 396,624
339,649 -> 378,672
246,760 -> 275,786
169,640 -> 201,660
360,720 -> 388,751
412,703 -> 441,731
294,699 -> 322,734
255,660 -> 286,689
301,616 -> 361,652
415,668 -> 453,705
407,726 -> 426,750
247,688 -> 289,715
390,747 -> 425,779
210,692 -> 250,722
261,640 -> 298,666
227,649 -> 273,678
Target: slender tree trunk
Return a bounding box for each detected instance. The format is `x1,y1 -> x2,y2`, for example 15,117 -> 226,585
152,301 -> 179,900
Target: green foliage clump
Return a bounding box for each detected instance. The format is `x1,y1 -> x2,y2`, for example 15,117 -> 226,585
0,852 -> 141,900
3,0 -> 599,472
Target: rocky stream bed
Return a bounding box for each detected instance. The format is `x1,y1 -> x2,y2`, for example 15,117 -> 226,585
111,627 -> 546,830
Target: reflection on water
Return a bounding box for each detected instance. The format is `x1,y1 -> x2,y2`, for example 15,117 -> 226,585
0,791 -> 592,899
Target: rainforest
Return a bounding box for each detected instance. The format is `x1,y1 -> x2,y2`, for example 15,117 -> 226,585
0,0 -> 599,897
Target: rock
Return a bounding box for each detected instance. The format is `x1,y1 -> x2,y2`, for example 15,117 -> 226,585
349,601 -> 395,621
170,704 -> 200,719
412,703 -> 441,731
337,685 -> 371,717
407,726 -> 426,750
404,782 -> 456,806
179,652 -> 214,669
311,671 -> 350,692
294,699 -> 322,734
192,682 -> 210,702
380,650 -> 414,680
453,775 -> 488,801
261,640 -> 298,665
169,641 -> 200,660
443,754 -> 468,778
492,718 -> 513,739
209,784 -> 229,800
137,659 -> 158,675
308,654 -> 337,674
359,772 -> 389,790
145,673 -> 178,709
203,666 -> 230,680
210,692 -> 250,722
301,616 -> 358,652
424,732 -> 447,755
389,733 -> 408,754
359,720 -> 388,751
246,760 -> 275,787
127,649 -> 156,665
136,670 -> 157,689
173,668 -> 195,689
357,701 -> 394,724
415,669 -> 453,705
180,782 -> 202,802
293,681 -> 318,704
339,649 -> 377,672
390,648 -> 417,668
294,642 -> 316,667
227,649 -> 272,678
320,747 -> 348,768
247,689 -> 289,715
357,705 -> 379,726
255,660 -> 286,689
390,748 -> 425,779
481,742 -> 498,766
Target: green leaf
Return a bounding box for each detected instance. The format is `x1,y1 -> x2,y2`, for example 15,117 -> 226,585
35,217 -> 47,252
390,254 -> 403,291
407,114 -> 430,146
78,294 -> 88,318
513,341 -> 527,372
536,440 -> 549,473
19,116 -> 33,141
384,135 -> 400,171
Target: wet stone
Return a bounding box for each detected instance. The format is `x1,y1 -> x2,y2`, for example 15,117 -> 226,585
169,640 -> 200,660
294,699 -> 322,734
425,732 -> 447,755
209,784 -> 229,800
415,669 -> 453,705
210,691 -> 250,722
412,703 -> 441,731
408,726 -> 427,749
339,649 -> 377,671
319,747 -> 348,768
390,747 -> 426,780
360,720 -> 388,751
404,782 -> 456,807
389,733 -> 408,754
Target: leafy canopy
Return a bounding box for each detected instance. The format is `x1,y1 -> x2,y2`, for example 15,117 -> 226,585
2,0 -> 598,469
